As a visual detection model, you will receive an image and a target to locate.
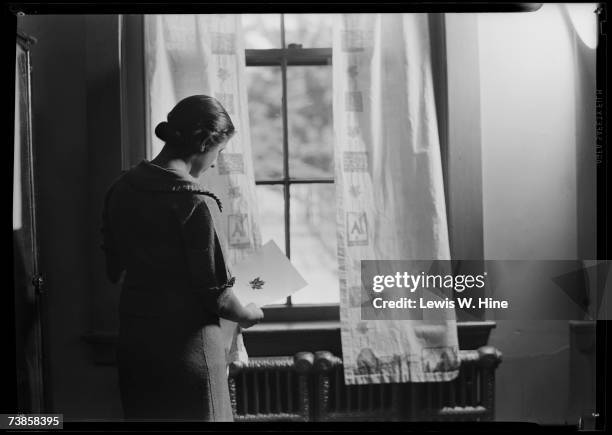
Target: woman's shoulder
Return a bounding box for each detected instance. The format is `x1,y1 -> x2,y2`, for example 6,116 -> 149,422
106,162 -> 223,213
193,191 -> 223,213
103,170 -> 131,205
129,160 -> 224,212
170,192 -> 222,227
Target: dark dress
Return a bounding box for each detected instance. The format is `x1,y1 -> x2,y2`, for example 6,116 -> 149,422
101,160 -> 235,422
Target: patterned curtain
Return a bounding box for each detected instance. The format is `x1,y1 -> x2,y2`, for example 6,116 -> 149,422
333,13 -> 460,384
144,14 -> 262,361
144,14 -> 261,267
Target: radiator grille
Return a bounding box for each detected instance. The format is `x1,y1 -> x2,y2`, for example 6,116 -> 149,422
233,368 -> 301,415
228,347 -> 501,422
413,358 -> 488,421
324,365 -> 400,419
228,355 -> 310,422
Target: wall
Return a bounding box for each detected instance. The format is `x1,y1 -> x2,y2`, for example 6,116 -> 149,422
476,3 -> 597,424
18,15 -> 124,420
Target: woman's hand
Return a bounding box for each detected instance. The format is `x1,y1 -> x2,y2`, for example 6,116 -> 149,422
216,291 -> 264,327
238,303 -> 264,329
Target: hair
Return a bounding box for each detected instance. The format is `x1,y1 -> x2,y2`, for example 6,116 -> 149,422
154,95 -> 235,156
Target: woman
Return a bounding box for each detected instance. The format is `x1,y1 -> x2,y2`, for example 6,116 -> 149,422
101,95 -> 264,422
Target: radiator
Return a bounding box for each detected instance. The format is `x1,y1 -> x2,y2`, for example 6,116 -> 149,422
314,347 -> 501,421
228,346 -> 502,422
228,352 -> 313,422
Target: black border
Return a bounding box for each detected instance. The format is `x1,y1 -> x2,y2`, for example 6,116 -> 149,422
5,0 -> 19,417
6,3 -> 544,14
595,2 -> 609,432
4,1 -> 609,433
48,421 -> 575,432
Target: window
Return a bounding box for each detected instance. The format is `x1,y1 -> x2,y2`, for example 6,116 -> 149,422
121,13 -> 486,321
241,13 -> 485,321
243,14 -> 338,306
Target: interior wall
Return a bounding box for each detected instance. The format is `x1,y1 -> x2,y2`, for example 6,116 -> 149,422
18,15 -> 123,420
476,3 -> 597,424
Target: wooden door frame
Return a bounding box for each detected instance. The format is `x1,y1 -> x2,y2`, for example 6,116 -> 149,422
15,30 -> 50,413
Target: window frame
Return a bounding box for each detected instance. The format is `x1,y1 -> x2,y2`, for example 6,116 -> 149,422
246,14 -> 335,310
120,13 -> 486,323
251,13 -> 486,322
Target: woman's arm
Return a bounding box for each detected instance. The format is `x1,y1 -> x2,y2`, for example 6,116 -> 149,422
177,198 -> 263,327
101,186 -> 125,284
216,291 -> 264,329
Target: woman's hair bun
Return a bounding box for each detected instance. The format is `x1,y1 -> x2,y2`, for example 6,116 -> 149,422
156,95 -> 236,153
154,121 -> 181,143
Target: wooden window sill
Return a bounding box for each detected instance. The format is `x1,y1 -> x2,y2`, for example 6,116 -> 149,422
83,321 -> 496,364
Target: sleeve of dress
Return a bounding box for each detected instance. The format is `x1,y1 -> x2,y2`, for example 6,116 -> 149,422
177,198 -> 236,314
100,185 -> 125,284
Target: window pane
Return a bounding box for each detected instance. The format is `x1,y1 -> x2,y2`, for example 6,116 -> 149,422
256,184 -> 286,256
242,14 -> 281,49
287,66 -> 334,178
283,14 -> 334,48
289,184 -> 339,304
247,67 -> 284,180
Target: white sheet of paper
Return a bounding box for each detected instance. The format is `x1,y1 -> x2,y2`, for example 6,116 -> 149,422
230,239 -> 308,307
220,240 -> 309,356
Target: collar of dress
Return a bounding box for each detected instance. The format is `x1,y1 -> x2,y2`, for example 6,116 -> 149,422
123,160 -> 223,212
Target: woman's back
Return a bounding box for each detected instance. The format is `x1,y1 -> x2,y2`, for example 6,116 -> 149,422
104,160 -> 232,320
102,160 -> 235,421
